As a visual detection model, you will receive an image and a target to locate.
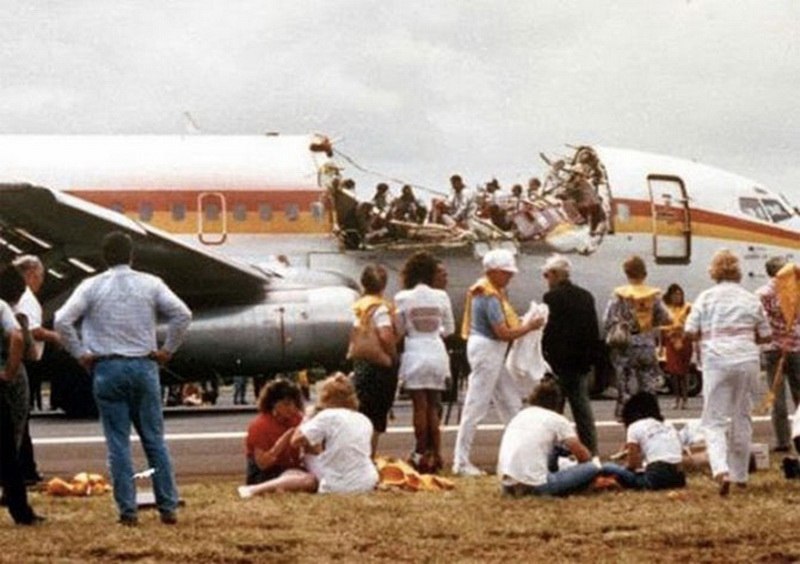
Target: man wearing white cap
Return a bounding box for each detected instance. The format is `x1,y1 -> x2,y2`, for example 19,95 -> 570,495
453,248 -> 544,476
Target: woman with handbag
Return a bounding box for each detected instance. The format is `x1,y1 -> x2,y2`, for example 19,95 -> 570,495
603,255 -> 672,418
348,264 -> 398,457
394,252 -> 455,473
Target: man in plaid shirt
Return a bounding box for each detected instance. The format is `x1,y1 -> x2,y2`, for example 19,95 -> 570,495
756,256 -> 800,453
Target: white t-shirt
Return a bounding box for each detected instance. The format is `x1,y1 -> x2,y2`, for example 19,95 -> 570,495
497,406 -> 576,486
300,408 -> 378,494
626,418 -> 683,465
13,287 -> 44,361
394,284 -> 455,390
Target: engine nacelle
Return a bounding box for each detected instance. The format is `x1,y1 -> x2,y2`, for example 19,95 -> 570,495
164,285 -> 357,377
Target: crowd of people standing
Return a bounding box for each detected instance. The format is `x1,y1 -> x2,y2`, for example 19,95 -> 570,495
1,228 -> 798,526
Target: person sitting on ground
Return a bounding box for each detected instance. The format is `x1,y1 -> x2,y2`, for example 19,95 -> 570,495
497,379 -> 606,497
239,373 -> 378,497
605,392 -> 687,490
295,373 -> 378,493
244,378 -> 305,486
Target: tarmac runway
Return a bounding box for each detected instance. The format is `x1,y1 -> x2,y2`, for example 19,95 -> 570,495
29,389 -> 783,481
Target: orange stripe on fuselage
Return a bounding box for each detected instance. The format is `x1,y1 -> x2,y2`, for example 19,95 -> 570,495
64,188 -> 333,234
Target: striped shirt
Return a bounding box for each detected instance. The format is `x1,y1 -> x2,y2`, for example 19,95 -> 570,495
684,281 -> 770,369
55,265 -> 192,359
756,279 -> 800,352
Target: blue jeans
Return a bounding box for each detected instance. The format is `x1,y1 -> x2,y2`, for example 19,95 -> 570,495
602,461 -> 686,490
503,461 -> 602,498
93,358 -> 178,518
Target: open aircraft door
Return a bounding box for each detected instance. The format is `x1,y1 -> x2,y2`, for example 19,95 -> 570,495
197,192 -> 228,245
648,175 -> 691,264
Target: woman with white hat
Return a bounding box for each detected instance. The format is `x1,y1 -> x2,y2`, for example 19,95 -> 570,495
452,248 -> 544,476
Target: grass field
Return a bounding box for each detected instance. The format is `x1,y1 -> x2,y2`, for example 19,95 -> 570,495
2,466 -> 800,563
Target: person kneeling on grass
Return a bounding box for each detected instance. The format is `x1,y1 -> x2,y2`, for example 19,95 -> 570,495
497,379 -> 610,497
239,373 -> 378,498
605,392 -> 687,490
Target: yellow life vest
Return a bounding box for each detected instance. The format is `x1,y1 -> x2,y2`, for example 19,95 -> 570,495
665,302 -> 691,329
775,263 -> 800,325
460,277 -> 520,339
352,295 -> 394,327
614,284 -> 662,333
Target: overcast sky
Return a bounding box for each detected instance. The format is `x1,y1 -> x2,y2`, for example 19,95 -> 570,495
1,1 -> 799,200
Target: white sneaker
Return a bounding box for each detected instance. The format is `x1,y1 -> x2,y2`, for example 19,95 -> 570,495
237,486 -> 253,499
453,463 -> 486,477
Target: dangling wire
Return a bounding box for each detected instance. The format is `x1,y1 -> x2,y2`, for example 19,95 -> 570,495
332,148 -> 448,197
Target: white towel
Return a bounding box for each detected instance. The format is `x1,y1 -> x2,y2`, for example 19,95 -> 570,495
505,301 -> 550,398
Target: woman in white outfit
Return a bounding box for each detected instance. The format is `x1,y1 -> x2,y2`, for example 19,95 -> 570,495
394,252 -> 455,473
685,250 -> 771,496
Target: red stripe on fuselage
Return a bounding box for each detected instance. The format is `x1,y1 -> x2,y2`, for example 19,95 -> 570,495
613,198 -> 798,240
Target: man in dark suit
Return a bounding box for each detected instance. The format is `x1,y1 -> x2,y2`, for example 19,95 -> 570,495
541,254 -> 600,454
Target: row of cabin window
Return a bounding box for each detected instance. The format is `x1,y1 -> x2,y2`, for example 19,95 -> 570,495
109,201 -> 326,223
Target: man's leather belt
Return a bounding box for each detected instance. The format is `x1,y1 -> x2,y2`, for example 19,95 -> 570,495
94,354 -> 152,363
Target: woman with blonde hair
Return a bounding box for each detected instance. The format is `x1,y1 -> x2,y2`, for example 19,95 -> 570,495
685,249 -> 771,495
293,374 -> 378,494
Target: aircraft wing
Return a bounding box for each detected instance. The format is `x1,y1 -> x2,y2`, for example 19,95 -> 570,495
0,183 -> 269,309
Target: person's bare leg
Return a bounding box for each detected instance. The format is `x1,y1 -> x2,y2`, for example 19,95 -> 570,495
427,390 -> 442,471
410,390 -> 429,457
239,469 -> 317,498
370,431 -> 381,458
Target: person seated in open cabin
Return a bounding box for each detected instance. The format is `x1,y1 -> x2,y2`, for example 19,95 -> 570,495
371,182 -> 391,214
508,184 -> 524,213
444,174 -> 474,227
482,179 -> 512,231
390,185 -> 427,224
527,177 -> 543,201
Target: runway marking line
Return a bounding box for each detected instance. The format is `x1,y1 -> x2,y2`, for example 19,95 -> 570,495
33,416 -> 774,446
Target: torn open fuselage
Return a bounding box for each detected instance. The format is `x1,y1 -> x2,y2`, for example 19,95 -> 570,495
327,146 -> 612,256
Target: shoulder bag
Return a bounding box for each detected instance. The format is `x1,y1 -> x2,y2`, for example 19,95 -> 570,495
347,304 -> 393,368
